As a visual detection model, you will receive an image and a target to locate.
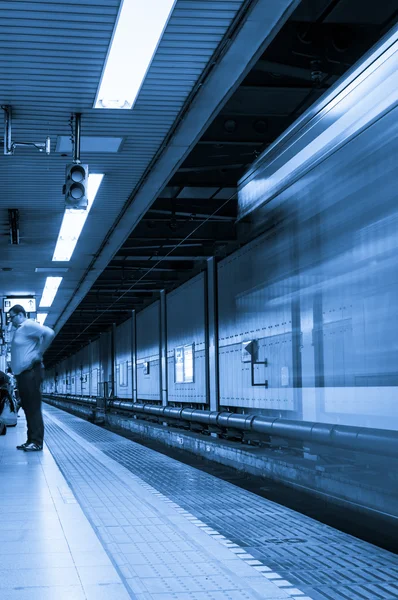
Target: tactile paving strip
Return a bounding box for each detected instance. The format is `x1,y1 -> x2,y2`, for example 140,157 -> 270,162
43,409 -> 293,600
43,405 -> 398,600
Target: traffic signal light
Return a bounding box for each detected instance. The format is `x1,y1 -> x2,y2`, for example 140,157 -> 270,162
64,163 -> 89,209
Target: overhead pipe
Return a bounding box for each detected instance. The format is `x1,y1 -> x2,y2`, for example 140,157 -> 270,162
45,395 -> 398,458
3,105 -> 12,155
47,394 -> 96,407
111,403 -> 398,457
73,113 -> 81,163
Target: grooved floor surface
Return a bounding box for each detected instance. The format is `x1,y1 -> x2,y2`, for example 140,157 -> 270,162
43,405 -> 398,600
0,414 -> 131,600
1,404 -> 397,600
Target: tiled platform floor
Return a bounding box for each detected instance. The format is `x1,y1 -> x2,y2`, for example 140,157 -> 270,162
1,405 -> 397,600
0,414 -> 131,600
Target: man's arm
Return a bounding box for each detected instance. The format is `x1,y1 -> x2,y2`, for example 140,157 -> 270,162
27,321 -> 55,362
38,327 -> 55,358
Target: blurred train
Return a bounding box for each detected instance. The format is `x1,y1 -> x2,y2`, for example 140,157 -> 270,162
44,26 -> 398,435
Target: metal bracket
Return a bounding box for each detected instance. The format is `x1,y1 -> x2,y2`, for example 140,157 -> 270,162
1,105 -> 50,155
251,358 -> 268,387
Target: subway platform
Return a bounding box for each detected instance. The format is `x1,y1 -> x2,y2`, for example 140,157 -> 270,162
0,406 -> 397,600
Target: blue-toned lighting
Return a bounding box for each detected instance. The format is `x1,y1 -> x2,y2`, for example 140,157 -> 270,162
52,174 -> 104,262
39,278 -> 63,308
94,0 -> 176,110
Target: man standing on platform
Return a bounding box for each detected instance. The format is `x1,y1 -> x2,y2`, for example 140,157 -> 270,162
9,305 -> 55,452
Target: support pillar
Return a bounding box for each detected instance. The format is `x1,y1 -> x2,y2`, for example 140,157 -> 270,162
111,323 -> 116,398
206,257 -> 219,412
159,290 -> 168,406
88,340 -> 92,397
131,309 -> 138,402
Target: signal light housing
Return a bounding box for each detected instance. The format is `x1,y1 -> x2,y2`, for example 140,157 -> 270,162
64,163 -> 89,209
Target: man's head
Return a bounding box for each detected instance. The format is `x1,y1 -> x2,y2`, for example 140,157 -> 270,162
9,305 -> 26,328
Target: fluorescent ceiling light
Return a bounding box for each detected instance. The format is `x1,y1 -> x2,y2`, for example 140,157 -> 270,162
37,313 -> 48,325
52,174 -> 104,262
55,136 -> 123,153
94,0 -> 176,110
39,277 -> 63,308
35,267 -> 69,273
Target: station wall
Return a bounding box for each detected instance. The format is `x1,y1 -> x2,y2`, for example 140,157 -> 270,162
44,105 -> 398,431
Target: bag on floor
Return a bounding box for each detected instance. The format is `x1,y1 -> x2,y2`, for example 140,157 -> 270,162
0,388 -> 17,427
0,420 -> 6,436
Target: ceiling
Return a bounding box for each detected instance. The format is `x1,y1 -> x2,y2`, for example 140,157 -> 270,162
0,0 -> 257,342
0,0 -> 396,367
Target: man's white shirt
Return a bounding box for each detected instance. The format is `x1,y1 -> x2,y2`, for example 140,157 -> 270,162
11,319 -> 52,375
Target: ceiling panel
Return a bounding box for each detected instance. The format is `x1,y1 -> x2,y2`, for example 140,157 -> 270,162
14,0 -> 398,366
0,0 -> 248,330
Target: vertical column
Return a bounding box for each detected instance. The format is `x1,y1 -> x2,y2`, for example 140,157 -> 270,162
206,257 -> 220,412
99,331 -> 110,397
99,332 -> 104,394
88,340 -> 92,397
302,211 -> 325,422
289,215 -> 303,419
80,362 -> 83,396
111,323 -> 116,398
291,297 -> 303,418
313,292 -> 325,389
96,333 -> 107,421
131,309 -> 138,402
312,291 -> 325,420
159,289 -> 168,406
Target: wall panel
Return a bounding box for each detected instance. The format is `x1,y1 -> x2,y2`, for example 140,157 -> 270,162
220,104 -> 398,429
80,344 -> 91,395
90,338 -> 100,397
115,318 -> 132,399
218,235 -> 295,411
167,273 -> 206,403
44,99 -> 398,431
137,301 -> 160,400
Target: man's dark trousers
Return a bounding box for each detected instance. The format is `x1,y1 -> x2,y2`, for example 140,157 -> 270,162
16,363 -> 44,446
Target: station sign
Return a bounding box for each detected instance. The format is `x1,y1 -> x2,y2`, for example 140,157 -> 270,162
3,297 -> 36,313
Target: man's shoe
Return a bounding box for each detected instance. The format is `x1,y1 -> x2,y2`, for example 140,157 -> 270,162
16,441 -> 30,450
23,442 -> 43,452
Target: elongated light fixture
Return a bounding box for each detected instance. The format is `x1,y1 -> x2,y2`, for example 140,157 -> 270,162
53,174 -> 104,262
37,313 -> 48,325
94,0 -> 176,109
39,277 -> 63,308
